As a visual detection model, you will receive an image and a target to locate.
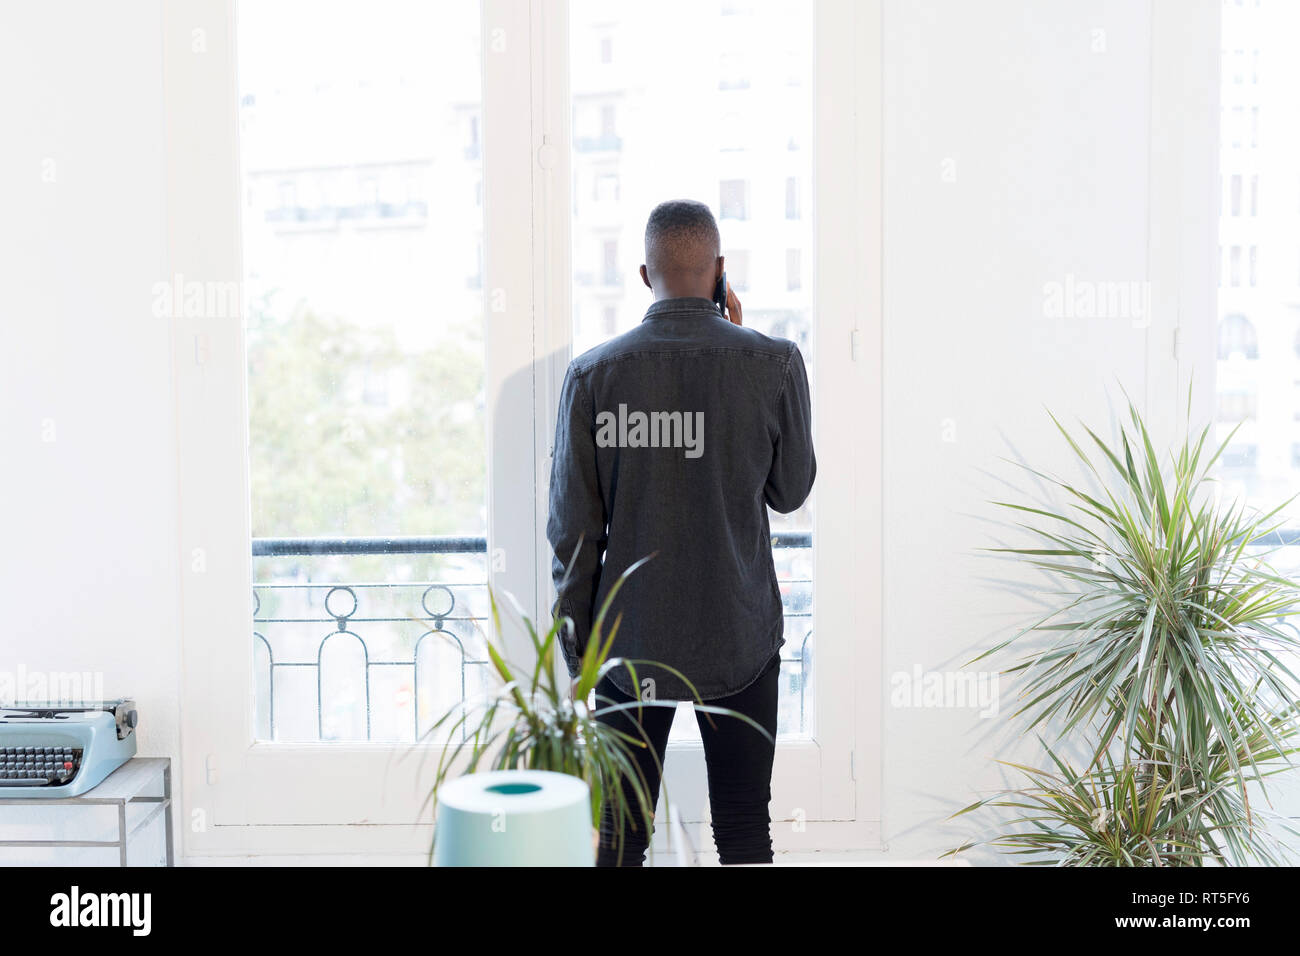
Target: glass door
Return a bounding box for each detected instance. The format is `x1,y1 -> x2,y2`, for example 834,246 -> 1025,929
239,0 -> 492,747
198,0 -> 547,832
566,0 -> 854,837
570,0 -> 815,741
177,0 -> 872,852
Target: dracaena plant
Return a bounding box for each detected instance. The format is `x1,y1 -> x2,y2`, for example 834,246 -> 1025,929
952,394 -> 1300,865
950,743 -> 1216,866
415,555 -> 771,864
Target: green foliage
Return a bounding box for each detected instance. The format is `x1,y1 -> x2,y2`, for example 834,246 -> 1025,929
949,745 -> 1213,866
247,303 -> 485,542
955,394 -> 1300,865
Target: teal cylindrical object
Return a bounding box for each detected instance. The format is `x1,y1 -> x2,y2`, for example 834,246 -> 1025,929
433,769 -> 594,867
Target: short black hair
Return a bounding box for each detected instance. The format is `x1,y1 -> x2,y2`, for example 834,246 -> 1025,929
644,199 -> 721,276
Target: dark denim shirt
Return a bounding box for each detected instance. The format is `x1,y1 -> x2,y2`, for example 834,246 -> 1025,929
546,296 -> 816,701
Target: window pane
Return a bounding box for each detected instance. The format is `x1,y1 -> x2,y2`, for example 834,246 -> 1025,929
569,0 -> 815,739
1215,0 -> 1300,531
238,0 -> 489,742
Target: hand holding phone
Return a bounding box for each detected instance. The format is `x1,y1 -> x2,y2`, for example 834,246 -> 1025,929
724,283 -> 743,326
713,272 -> 743,326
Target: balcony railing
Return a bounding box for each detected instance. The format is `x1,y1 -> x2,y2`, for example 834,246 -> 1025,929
252,532 -> 813,742
263,200 -> 431,227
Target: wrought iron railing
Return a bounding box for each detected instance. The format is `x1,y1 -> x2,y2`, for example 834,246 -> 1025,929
252,532 -> 813,742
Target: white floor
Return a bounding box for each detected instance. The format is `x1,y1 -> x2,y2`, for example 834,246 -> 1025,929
184,849 -> 964,866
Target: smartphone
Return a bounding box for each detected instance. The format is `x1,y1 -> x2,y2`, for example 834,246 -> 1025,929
712,271 -> 727,315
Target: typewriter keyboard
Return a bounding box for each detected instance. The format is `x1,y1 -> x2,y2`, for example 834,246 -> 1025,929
0,746 -> 82,786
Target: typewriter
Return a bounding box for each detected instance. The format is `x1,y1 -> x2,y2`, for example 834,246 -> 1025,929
0,699 -> 138,798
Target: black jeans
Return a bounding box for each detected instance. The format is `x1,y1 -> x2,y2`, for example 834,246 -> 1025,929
593,651 -> 780,867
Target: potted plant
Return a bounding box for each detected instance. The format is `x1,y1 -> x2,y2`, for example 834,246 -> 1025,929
949,395 -> 1300,865
416,555 -> 771,865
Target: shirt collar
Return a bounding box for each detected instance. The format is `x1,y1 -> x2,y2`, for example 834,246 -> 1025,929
642,296 -> 723,321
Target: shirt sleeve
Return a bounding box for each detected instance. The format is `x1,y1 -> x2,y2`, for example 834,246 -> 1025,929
545,364 -> 607,679
763,343 -> 817,514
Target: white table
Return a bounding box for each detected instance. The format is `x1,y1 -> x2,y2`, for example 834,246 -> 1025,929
0,757 -> 173,866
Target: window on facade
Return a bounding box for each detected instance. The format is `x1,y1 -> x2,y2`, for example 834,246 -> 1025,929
467,115 -> 480,159
594,171 -> 619,202
1217,389 -> 1258,422
1218,314 -> 1259,359
601,237 -> 620,286
719,179 -> 750,220
727,249 -> 751,291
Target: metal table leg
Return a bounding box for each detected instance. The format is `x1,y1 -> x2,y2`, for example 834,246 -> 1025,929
164,761 -> 174,866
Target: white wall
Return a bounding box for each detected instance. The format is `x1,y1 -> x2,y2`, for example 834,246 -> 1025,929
879,0 -> 1214,860
0,0 -> 1219,863
0,0 -> 181,828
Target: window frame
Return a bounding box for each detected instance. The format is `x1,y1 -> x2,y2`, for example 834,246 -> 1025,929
170,0 -> 884,857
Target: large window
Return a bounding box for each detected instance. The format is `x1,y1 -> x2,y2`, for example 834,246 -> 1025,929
179,0 -> 871,840
239,0 -> 490,742
569,0 -> 815,739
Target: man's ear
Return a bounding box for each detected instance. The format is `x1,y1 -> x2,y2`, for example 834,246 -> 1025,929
639,264 -> 652,290
716,256 -> 726,281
